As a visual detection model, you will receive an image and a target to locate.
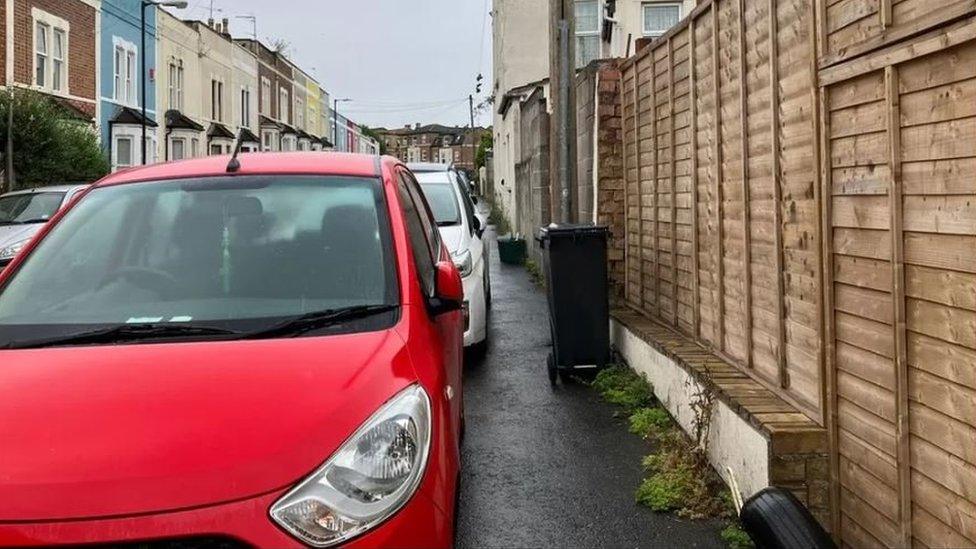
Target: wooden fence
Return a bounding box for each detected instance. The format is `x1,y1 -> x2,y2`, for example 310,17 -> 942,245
618,0 -> 976,546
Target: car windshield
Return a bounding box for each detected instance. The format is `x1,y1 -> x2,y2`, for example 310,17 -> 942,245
416,174 -> 461,226
0,176 -> 399,339
0,192 -> 65,225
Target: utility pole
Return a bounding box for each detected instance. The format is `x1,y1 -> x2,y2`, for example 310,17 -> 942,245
548,0 -> 577,224
468,94 -> 475,172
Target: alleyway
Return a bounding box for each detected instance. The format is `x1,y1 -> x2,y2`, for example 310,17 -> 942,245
455,224 -> 726,548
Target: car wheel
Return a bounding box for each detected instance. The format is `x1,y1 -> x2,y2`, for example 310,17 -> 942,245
484,262 -> 492,310
547,353 -> 558,385
740,487 -> 836,549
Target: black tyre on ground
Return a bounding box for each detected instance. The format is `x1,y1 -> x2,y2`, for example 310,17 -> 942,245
546,352 -> 558,385
739,487 -> 836,549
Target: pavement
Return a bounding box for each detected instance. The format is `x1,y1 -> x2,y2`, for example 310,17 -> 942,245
455,218 -> 725,548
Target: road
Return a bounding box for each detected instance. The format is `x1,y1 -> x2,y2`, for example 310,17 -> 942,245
455,224 -> 725,548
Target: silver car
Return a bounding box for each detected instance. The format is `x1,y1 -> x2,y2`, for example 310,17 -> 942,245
0,185 -> 89,268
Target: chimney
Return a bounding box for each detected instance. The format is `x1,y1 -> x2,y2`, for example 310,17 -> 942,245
404,124 -> 411,129
207,17 -> 215,29
414,123 -> 421,130
221,18 -> 230,37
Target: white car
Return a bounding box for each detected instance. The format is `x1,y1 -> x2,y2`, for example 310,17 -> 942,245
411,164 -> 490,350
0,185 -> 89,269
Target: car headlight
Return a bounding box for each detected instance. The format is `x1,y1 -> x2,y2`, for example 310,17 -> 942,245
452,249 -> 473,277
0,239 -> 29,261
270,385 -> 432,547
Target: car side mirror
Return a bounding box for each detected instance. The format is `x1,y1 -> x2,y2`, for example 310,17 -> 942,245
430,260 -> 463,314
472,215 -> 484,237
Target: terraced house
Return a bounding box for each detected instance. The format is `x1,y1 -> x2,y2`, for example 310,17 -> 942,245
99,0 -> 156,171
0,0 -> 99,120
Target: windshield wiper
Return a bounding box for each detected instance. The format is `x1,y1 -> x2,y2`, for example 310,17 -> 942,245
245,304 -> 399,339
2,323 -> 242,350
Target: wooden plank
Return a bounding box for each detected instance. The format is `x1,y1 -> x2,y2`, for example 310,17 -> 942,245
689,18 -> 701,340
821,82 -> 843,538
712,3 -> 726,352
886,65 -> 913,547
880,0 -> 892,28
669,37 -> 679,329
770,0 -> 788,389
652,57 -> 661,320
820,16 -> 976,86
738,0 -> 754,369
634,62 -> 644,311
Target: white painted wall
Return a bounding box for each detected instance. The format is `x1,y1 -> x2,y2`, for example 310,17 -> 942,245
611,318 -> 770,499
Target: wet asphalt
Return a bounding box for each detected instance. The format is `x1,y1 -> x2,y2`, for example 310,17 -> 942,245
455,223 -> 725,549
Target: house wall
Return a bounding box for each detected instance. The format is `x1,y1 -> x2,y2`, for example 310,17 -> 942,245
98,0 -> 157,165
11,0 -> 98,116
515,89 -> 549,258
156,8 -> 202,161
231,36 -> 258,132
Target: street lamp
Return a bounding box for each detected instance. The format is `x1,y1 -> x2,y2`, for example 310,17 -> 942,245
142,0 -> 188,165
332,98 -> 351,151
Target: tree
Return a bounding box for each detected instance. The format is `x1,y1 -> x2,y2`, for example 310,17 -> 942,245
0,89 -> 109,192
359,126 -> 388,155
475,131 -> 493,170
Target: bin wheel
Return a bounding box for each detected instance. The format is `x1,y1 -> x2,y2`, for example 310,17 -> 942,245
547,353 -> 558,385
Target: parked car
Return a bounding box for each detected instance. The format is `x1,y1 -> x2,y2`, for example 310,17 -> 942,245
0,185 -> 89,269
0,153 -> 465,548
409,163 -> 490,349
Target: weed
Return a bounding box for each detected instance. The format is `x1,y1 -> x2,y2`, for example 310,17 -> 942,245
628,407 -> 672,438
525,259 -> 545,288
720,523 -> 755,549
591,366 -> 653,412
487,202 -> 511,235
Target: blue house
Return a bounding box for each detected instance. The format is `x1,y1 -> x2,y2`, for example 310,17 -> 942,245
99,0 -> 158,172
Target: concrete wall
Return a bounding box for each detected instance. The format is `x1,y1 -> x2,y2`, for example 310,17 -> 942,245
515,88 -> 550,261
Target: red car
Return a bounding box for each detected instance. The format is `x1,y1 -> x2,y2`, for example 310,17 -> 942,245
0,153 -> 465,548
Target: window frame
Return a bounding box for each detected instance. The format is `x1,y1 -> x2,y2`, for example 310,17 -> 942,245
32,10 -> 70,94
260,77 -> 271,115
396,168 -> 441,299
641,2 -> 683,38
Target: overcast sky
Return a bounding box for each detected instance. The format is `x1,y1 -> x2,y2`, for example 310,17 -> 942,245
165,0 -> 493,130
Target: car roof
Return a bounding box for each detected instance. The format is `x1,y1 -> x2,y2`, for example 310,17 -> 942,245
0,184 -> 89,197
406,162 -> 454,173
95,152 -> 394,188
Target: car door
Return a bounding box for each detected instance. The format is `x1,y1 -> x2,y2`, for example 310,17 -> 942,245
451,171 -> 485,284
396,168 -> 464,436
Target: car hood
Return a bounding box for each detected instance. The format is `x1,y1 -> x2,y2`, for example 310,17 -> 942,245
0,329 -> 417,521
0,223 -> 42,249
438,224 -> 465,254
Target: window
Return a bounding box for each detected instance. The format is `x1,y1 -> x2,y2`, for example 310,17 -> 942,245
113,40 -> 138,105
279,88 -> 289,121
35,22 -> 48,88
32,10 -> 68,93
642,2 -> 682,37
168,60 -> 184,110
296,97 -> 304,128
191,138 -> 199,158
115,137 -> 133,168
0,176 -> 398,333
260,77 -> 271,114
240,86 -> 251,128
575,0 -> 600,68
261,130 -> 275,152
209,143 -> 224,155
211,79 -> 224,121
397,172 -> 437,297
171,138 -> 185,161
52,29 -> 65,92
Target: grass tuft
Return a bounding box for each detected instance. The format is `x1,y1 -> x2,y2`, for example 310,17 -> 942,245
591,366 -> 653,412
524,259 -> 545,288
720,523 -> 755,549
628,407 -> 672,437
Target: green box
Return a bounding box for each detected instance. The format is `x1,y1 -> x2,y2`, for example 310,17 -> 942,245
497,236 -> 527,265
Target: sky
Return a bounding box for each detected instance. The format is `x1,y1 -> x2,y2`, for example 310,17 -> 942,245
165,0 -> 493,130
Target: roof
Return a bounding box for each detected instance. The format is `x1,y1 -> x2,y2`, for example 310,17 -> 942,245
280,123 -> 297,135
296,129 -> 314,141
407,162 -> 454,173
497,77 -> 548,116
1,184 -> 89,197
109,106 -> 158,127
238,127 -> 260,144
97,153 -> 397,188
259,115 -> 282,130
206,122 -> 235,140
51,97 -> 92,122
378,124 -> 488,138
165,110 -> 204,131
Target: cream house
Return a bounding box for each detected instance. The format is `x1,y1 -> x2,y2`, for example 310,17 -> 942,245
156,8 -> 205,162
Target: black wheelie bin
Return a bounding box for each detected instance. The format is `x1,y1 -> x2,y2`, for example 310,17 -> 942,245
537,223 -> 610,384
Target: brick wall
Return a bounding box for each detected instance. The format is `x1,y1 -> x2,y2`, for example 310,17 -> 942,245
14,0 -> 97,116
0,1 -> 6,82
590,62 -> 625,298
768,445 -> 830,529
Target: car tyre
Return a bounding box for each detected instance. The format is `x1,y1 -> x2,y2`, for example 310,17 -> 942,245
547,352 -> 558,385
739,487 -> 836,549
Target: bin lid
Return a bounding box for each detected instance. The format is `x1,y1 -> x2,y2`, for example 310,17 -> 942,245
537,223 -> 609,241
